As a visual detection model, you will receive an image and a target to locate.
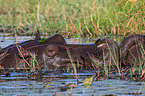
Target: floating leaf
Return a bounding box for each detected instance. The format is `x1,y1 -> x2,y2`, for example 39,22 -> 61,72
38,38 -> 46,43
82,76 -> 93,86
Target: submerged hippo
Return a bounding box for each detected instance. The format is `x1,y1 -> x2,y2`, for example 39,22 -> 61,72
120,34 -> 145,66
0,33 -> 118,69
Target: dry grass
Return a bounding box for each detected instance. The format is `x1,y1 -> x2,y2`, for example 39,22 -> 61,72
0,0 -> 144,38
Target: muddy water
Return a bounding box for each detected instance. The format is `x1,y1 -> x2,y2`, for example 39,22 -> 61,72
0,34 -> 145,96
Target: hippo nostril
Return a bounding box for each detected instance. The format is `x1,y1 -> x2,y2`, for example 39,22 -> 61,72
18,51 -> 31,59
79,56 -> 86,65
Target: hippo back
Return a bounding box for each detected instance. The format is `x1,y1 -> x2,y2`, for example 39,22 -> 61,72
120,34 -> 145,66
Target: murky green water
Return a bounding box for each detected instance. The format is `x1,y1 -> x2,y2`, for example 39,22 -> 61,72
0,34 -> 145,96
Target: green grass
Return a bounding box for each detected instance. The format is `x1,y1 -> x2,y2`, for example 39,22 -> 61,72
0,0 -> 144,81
0,0 -> 144,38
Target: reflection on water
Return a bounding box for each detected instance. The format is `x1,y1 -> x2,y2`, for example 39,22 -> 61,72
0,35 -> 145,96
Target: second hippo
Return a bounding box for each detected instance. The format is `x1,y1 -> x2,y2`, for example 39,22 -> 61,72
120,34 -> 145,66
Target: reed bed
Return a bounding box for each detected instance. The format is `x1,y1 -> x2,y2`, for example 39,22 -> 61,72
0,0 -> 144,38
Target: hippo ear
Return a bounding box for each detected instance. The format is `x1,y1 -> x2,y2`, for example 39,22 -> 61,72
44,34 -> 66,44
95,39 -> 102,45
35,30 -> 41,40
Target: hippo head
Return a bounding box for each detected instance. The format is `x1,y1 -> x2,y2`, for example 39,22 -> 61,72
0,32 -> 66,69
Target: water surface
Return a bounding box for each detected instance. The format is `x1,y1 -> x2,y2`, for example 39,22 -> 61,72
0,34 -> 145,96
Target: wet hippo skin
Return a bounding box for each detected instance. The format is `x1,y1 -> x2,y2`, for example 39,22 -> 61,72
16,40 -> 118,69
120,34 -> 145,66
0,31 -> 67,69
0,33 -> 118,69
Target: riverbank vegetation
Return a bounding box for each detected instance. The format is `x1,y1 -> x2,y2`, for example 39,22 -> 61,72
0,0 -> 144,38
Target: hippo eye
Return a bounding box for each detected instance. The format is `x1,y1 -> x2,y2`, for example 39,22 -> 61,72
45,45 -> 59,57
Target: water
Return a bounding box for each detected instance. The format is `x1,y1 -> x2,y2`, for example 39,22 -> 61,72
0,74 -> 145,96
0,34 -> 145,96
0,70 -> 145,96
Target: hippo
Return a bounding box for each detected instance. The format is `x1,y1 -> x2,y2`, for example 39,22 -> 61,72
120,34 -> 145,66
0,33 -> 119,69
0,31 -> 67,69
